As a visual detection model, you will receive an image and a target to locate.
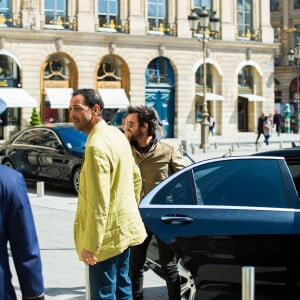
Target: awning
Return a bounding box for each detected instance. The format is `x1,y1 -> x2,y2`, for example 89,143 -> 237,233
0,88 -> 37,108
238,94 -> 265,102
45,88 -> 73,108
98,88 -> 129,109
196,92 -> 224,101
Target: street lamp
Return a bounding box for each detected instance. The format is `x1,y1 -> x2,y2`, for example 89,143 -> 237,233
188,8 -> 220,149
288,43 -> 300,133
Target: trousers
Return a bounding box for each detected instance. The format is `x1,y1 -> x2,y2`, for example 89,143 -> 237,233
130,228 -> 181,300
89,248 -> 132,300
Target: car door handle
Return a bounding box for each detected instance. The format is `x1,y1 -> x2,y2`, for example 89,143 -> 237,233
161,215 -> 194,225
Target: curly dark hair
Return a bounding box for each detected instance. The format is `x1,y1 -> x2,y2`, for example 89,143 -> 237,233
127,105 -> 159,137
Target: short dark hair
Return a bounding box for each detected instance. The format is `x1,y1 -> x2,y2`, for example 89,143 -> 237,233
72,89 -> 104,114
127,105 -> 159,137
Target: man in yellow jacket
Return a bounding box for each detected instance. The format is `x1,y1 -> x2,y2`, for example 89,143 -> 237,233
69,89 -> 147,300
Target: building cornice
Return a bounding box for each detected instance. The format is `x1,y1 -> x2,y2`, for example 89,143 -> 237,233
0,28 -> 276,54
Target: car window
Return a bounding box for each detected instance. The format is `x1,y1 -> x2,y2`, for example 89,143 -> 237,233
14,129 -> 44,146
192,159 -> 287,208
56,127 -> 87,149
14,129 -> 58,149
150,172 -> 195,205
284,158 -> 300,193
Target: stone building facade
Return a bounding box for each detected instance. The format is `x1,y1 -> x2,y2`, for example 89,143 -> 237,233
0,0 -> 274,142
271,0 -> 300,133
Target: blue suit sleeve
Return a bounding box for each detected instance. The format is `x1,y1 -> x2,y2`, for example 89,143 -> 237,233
7,172 -> 44,298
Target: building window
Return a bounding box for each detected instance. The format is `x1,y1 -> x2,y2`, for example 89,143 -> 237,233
194,0 -> 212,15
237,0 -> 255,40
195,64 -> 212,92
238,66 -> 253,93
0,55 -> 20,87
0,0 -> 11,27
295,0 -> 300,9
146,58 -> 173,85
98,0 -> 121,33
148,0 -> 169,35
44,0 -> 67,29
270,0 -> 280,11
295,25 -> 300,46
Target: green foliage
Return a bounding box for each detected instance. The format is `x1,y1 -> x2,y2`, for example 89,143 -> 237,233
30,107 -> 42,126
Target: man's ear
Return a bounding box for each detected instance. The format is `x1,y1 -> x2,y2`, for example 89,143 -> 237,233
142,122 -> 148,132
93,104 -> 101,115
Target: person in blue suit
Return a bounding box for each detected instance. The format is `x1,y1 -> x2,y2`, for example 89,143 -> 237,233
0,165 -> 45,300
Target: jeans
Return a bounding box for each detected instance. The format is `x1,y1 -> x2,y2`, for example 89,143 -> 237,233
89,248 -> 132,300
130,228 -> 181,300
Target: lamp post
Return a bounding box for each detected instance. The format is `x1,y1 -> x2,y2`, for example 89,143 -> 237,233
288,43 -> 300,133
188,8 -> 220,149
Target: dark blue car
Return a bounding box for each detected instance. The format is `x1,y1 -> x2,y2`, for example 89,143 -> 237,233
140,156 -> 300,299
0,123 -> 87,193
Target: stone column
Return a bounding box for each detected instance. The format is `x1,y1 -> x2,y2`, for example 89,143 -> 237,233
128,0 -> 146,35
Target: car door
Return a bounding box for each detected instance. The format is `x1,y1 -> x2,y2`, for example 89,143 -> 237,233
36,129 -> 72,181
10,128 -> 44,177
139,157 -> 300,279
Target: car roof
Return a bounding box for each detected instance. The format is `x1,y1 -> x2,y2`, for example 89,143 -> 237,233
254,147 -> 300,157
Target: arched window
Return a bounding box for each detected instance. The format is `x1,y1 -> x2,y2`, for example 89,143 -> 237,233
146,57 -> 174,85
238,66 -> 253,93
195,64 -> 212,91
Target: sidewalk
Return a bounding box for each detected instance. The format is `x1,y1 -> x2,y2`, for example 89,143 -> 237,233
178,132 -> 300,161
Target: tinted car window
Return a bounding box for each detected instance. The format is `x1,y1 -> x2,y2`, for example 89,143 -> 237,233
14,129 -> 44,146
150,172 -> 194,205
192,159 -> 287,208
56,127 -> 87,149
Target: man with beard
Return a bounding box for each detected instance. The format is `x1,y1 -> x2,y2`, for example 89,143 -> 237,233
123,105 -> 187,300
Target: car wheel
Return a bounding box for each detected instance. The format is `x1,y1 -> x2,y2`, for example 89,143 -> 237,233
178,259 -> 196,300
72,166 -> 81,194
2,158 -> 15,169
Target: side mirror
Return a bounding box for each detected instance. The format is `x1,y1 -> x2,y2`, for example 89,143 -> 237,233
55,143 -> 65,153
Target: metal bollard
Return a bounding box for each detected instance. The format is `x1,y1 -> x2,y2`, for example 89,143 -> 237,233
242,266 -> 255,300
181,140 -> 187,152
190,143 -> 195,154
37,181 -> 44,198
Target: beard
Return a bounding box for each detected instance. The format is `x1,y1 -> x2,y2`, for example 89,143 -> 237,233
128,127 -> 144,143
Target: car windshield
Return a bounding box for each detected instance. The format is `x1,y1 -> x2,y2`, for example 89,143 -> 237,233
56,127 -> 87,149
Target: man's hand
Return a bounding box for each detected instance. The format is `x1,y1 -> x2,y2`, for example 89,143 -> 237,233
82,248 -> 97,265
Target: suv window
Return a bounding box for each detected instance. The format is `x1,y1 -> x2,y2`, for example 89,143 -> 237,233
192,159 -> 287,208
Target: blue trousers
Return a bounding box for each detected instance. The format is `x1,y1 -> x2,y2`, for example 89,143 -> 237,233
89,248 -> 132,300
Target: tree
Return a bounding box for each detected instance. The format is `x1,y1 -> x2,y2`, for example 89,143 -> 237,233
30,107 -> 42,126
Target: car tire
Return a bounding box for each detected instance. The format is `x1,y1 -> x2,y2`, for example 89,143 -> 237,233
2,158 -> 16,169
72,166 -> 81,194
178,258 -> 196,300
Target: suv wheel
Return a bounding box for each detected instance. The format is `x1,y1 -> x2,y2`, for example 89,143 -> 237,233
179,259 -> 196,300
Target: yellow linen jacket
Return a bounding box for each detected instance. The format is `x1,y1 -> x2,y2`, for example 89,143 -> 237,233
74,121 -> 147,262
